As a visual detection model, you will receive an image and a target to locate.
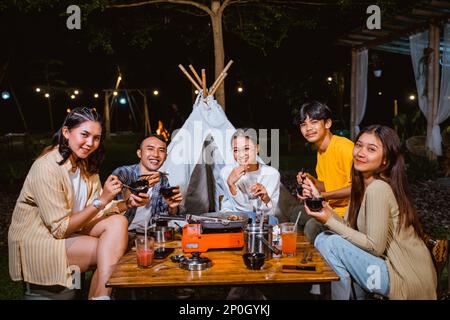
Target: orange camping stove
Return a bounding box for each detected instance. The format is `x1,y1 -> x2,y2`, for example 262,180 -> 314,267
181,224 -> 244,253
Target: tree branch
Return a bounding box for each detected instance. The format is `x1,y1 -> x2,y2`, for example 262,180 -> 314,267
260,0 -> 332,5
108,0 -> 213,16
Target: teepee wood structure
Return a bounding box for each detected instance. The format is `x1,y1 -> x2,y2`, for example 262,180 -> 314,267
178,60 -> 233,107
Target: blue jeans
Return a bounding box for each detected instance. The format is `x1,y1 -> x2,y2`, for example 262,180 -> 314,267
314,231 -> 390,300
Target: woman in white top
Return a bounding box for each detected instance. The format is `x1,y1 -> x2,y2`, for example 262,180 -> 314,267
220,128 -> 280,216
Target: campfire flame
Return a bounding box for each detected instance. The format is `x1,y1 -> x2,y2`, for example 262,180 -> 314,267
156,120 -> 170,141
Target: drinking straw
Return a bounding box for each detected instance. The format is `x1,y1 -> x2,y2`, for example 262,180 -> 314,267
294,210 -> 302,230
144,222 -> 148,251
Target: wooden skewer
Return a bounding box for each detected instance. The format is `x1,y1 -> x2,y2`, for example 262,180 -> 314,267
210,72 -> 228,96
188,65 -> 203,88
201,69 -> 207,97
208,60 -> 234,93
178,64 -> 202,92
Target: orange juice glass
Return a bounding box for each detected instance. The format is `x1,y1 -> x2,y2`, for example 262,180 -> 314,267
281,222 -> 297,256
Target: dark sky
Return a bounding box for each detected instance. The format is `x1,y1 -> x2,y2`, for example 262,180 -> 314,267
0,1 -> 421,135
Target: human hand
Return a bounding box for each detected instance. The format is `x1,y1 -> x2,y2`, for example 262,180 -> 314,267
227,165 -> 248,186
301,176 -> 322,199
304,201 -> 332,224
100,175 -> 122,204
127,192 -> 150,208
163,186 -> 183,210
250,183 -> 269,203
140,171 -> 161,187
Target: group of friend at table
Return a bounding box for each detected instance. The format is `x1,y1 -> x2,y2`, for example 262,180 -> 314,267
8,101 -> 437,300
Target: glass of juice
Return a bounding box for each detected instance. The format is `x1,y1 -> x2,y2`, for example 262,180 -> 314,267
135,235 -> 155,268
280,222 -> 297,257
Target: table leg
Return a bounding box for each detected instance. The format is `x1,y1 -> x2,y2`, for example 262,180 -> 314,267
447,248 -> 450,294
323,282 -> 332,300
130,289 -> 137,300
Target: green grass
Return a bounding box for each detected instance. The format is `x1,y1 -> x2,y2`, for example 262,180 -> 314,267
0,255 -> 23,300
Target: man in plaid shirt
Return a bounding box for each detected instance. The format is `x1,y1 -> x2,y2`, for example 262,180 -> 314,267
112,134 -> 184,231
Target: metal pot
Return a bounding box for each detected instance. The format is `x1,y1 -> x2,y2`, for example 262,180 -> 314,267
148,226 -> 174,243
244,224 -> 272,260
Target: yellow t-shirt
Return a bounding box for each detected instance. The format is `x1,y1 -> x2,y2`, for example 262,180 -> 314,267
316,135 -> 354,216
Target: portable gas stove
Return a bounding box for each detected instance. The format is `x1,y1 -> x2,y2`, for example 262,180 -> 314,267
153,212 -> 249,253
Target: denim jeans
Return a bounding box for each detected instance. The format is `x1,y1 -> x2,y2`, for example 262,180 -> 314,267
314,231 -> 390,300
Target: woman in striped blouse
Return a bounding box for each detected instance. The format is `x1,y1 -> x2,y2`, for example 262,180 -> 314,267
8,107 -> 149,300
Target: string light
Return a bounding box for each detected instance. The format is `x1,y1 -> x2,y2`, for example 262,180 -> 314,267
94,93 -> 99,98
153,90 -> 159,96
44,93 -> 50,98
113,91 -> 118,96
70,95 -> 76,99
35,88 -> 41,93
74,90 -> 79,95
1,91 -> 10,100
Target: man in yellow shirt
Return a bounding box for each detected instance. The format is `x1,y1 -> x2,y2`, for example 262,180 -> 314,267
295,101 -> 354,243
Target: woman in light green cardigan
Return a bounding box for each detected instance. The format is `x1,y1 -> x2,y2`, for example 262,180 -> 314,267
302,125 -> 437,300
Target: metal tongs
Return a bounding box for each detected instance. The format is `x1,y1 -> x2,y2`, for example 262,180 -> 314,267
185,214 -> 232,225
152,213 -> 233,225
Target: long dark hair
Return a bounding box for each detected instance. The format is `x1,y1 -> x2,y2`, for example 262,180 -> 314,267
347,125 -> 423,237
40,107 -> 105,177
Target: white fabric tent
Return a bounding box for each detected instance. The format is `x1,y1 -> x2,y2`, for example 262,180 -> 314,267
160,94 -> 302,222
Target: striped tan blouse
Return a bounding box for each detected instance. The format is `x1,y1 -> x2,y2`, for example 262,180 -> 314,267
8,148 -> 124,287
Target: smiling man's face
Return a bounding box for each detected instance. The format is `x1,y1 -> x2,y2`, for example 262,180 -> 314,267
137,136 -> 167,172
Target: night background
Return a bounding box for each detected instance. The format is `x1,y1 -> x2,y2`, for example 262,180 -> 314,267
0,0 -> 420,135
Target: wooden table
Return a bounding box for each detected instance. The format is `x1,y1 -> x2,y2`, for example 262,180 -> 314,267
106,234 -> 339,299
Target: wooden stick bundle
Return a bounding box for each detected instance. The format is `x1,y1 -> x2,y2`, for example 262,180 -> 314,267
210,72 -> 228,96
208,60 -> 233,92
201,69 -> 207,96
178,64 -> 202,92
188,65 -> 203,87
178,59 -> 233,98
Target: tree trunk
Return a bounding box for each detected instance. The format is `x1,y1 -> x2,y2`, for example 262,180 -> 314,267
211,0 -> 225,109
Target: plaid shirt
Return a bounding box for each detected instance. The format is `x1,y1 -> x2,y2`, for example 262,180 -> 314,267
112,164 -> 170,228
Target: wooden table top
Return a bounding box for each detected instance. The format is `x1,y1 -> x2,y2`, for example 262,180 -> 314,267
106,234 -> 339,288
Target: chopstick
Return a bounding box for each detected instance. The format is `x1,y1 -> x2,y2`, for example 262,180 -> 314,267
139,171 -> 169,178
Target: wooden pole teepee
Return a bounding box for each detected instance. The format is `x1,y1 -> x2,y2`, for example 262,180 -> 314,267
178,60 -> 233,105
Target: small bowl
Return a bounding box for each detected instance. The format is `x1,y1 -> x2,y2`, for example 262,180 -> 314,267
128,180 -> 150,195
160,186 -> 178,198
242,253 -> 265,270
305,197 -> 325,212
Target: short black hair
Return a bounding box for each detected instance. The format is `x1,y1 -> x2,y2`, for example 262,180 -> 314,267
295,101 -> 332,125
137,134 -> 168,149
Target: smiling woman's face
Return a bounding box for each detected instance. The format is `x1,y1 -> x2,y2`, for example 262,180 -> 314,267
232,136 -> 258,166
62,120 -> 102,160
353,132 -> 384,175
